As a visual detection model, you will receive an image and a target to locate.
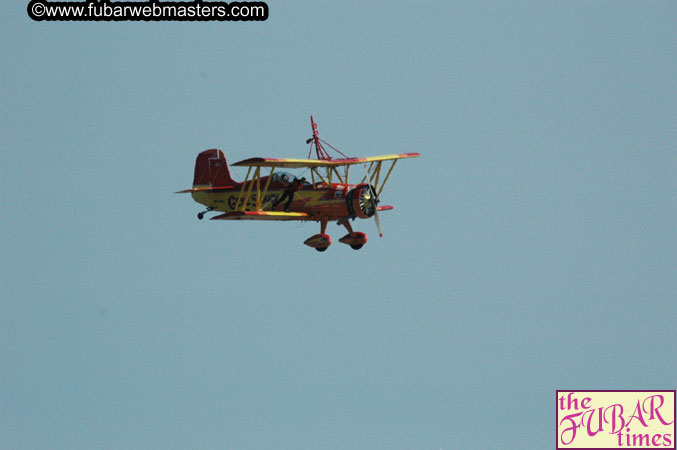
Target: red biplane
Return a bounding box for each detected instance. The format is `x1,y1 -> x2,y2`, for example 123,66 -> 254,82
177,118 -> 419,251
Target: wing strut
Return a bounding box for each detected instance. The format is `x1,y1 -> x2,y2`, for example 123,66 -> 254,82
377,160 -> 397,196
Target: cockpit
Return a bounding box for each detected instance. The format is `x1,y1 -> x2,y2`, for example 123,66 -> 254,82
271,172 -> 311,186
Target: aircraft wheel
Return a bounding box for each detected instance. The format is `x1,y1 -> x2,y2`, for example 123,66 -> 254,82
315,246 -> 328,252
350,244 -> 364,250
197,212 -> 204,220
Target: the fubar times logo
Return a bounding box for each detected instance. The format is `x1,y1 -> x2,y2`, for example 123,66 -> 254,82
557,391 -> 676,449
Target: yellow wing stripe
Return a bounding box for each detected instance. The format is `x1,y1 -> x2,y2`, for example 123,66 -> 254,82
211,211 -> 309,221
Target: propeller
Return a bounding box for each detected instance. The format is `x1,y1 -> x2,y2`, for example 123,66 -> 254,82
360,164 -> 383,238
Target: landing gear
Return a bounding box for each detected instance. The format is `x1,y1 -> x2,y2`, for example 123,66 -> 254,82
197,207 -> 214,220
338,220 -> 368,250
304,218 -> 333,251
304,217 -> 367,251
304,234 -> 332,250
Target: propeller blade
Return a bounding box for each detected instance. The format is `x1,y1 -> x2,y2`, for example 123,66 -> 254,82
374,209 -> 383,238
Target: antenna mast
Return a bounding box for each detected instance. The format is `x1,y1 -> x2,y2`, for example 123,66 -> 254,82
309,116 -> 332,160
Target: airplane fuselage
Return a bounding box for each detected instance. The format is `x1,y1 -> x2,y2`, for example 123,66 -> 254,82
192,179 -> 359,222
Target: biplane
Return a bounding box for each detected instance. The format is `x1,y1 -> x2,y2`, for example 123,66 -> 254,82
176,117 -> 419,251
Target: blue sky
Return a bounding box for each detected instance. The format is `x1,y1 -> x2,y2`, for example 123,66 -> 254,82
2,1 -> 675,449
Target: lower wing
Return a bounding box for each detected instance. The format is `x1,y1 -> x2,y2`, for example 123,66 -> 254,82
210,211 -> 310,221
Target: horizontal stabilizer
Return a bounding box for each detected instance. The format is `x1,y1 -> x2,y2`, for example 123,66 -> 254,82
211,211 -> 310,221
174,185 -> 235,194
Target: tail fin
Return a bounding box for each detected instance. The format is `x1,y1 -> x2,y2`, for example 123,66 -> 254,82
193,149 -> 236,188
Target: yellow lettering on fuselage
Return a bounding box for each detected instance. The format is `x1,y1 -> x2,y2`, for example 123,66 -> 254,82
191,189 -> 344,213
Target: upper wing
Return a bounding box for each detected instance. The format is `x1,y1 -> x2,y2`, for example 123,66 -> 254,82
232,153 -> 420,168
211,211 -> 310,221
355,153 -> 421,164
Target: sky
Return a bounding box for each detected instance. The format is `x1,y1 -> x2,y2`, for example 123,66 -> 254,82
1,1 -> 676,449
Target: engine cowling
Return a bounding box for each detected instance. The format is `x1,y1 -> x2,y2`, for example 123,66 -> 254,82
346,184 -> 378,219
